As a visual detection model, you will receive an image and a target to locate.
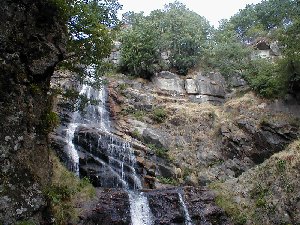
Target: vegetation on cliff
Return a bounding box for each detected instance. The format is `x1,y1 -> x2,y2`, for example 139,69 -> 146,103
52,0 -> 122,82
119,2 -> 211,76
118,0 -> 300,98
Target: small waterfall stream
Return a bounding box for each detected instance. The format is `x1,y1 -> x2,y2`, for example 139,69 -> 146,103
65,79 -> 153,225
178,193 -> 193,225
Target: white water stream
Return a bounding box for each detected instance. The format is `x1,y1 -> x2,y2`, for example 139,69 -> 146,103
178,193 -> 193,225
65,78 -> 153,225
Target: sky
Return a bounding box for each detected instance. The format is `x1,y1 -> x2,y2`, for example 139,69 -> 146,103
118,0 -> 263,27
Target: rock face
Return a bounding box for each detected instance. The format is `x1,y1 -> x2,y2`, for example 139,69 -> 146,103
152,71 -> 185,94
77,187 -> 231,225
147,187 -> 231,225
152,71 -> 226,104
0,0 -> 66,224
188,73 -> 226,104
78,189 -> 131,225
221,119 -> 299,164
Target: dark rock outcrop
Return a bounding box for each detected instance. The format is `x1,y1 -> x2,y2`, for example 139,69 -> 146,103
0,0 -> 66,223
147,187 -> 231,225
77,187 -> 231,225
221,119 -> 299,163
78,189 -> 131,225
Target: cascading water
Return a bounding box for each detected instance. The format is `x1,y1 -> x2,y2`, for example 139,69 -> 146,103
65,78 -> 153,225
65,81 -> 110,173
178,192 -> 193,225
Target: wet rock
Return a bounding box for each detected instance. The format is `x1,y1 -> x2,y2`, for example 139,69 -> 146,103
146,187 -> 231,225
78,189 -> 131,225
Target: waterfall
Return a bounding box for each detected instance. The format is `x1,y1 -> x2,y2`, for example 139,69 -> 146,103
65,77 -> 153,225
128,191 -> 153,225
65,122 -> 80,174
178,192 -> 193,225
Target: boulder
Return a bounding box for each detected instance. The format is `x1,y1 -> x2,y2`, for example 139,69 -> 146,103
195,75 -> 226,98
142,128 -> 169,149
185,79 -> 198,94
152,71 -> 185,94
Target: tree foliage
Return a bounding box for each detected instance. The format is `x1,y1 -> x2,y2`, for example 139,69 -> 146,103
208,20 -> 252,78
52,0 -> 122,80
211,0 -> 300,98
119,1 -> 211,77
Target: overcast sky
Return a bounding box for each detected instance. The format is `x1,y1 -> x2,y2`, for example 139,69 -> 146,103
118,0 -> 262,27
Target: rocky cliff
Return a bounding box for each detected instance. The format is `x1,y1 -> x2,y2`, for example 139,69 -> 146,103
106,71 -> 300,224
0,0 -> 66,223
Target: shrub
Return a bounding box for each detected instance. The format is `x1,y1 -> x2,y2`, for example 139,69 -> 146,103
40,111 -> 60,133
157,176 -> 178,185
244,59 -> 288,98
151,108 -> 167,123
147,144 -> 170,160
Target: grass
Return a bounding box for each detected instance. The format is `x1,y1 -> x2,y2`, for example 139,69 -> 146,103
210,182 -> 249,225
210,139 -> 300,225
147,144 -> 171,160
151,107 -> 167,123
46,152 -> 96,225
157,176 -> 179,186
40,111 -> 60,133
132,129 -> 142,140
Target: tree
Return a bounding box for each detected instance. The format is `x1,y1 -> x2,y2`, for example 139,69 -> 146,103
119,2 -> 212,76
208,19 -> 252,78
212,0 -> 300,98
119,12 -> 162,78
53,0 -> 122,81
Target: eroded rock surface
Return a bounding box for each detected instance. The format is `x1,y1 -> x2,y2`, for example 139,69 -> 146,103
0,0 -> 66,223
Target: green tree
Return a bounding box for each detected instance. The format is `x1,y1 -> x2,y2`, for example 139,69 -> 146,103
119,1 -> 211,76
119,12 -> 161,78
53,0 -> 122,80
209,19 -> 252,78
213,0 -> 300,97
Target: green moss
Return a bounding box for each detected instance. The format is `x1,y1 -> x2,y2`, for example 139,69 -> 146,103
40,111 -> 60,133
